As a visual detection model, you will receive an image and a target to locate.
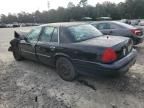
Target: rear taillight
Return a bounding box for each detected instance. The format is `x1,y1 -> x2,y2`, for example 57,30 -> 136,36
102,48 -> 117,63
131,29 -> 143,36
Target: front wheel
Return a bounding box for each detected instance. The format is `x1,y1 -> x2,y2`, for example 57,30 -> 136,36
56,57 -> 78,81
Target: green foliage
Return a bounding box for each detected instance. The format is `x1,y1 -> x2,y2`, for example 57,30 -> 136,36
78,0 -> 88,7
1,0 -> 144,23
67,2 -> 75,8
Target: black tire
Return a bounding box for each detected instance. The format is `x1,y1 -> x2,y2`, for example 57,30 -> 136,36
13,48 -> 23,61
56,57 -> 77,81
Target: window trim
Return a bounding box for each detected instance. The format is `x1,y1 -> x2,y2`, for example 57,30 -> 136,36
50,27 -> 59,43
58,27 -> 60,44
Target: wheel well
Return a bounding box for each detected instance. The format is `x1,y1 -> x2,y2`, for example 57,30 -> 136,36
54,55 -> 70,65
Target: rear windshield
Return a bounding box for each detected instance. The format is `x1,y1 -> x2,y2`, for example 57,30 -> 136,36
68,24 -> 103,42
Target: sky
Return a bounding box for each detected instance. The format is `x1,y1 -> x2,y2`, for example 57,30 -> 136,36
0,0 -> 125,15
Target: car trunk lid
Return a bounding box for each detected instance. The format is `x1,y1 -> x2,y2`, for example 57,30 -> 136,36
78,35 -> 129,48
77,35 -> 133,63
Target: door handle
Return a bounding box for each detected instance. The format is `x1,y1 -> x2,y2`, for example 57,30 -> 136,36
36,45 -> 41,49
50,46 -> 56,51
109,31 -> 113,34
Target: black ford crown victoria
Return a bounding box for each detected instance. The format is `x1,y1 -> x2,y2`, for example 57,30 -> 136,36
9,22 -> 137,81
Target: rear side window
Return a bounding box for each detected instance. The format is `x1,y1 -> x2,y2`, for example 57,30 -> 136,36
109,23 -> 123,29
68,24 -> 102,42
39,26 -> 54,42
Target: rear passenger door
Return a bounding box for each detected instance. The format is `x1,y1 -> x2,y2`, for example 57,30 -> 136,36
108,23 -> 124,36
36,26 -> 59,66
96,23 -> 111,35
96,23 -> 123,36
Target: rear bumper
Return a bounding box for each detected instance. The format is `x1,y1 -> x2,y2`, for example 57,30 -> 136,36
72,49 -> 137,76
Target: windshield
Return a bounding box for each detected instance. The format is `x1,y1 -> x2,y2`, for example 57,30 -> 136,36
68,24 -> 103,42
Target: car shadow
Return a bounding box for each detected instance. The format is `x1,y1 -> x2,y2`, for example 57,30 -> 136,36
134,45 -> 144,65
77,71 -> 144,100
134,45 -> 143,53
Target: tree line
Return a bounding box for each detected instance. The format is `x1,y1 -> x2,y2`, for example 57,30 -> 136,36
1,0 -> 144,24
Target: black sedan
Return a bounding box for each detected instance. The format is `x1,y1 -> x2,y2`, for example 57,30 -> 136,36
9,22 -> 137,81
90,21 -> 144,45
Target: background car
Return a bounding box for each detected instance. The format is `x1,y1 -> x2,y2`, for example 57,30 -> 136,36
12,22 -> 20,27
96,17 -> 112,21
0,23 -> 7,28
81,17 -> 93,21
90,21 -> 144,45
120,19 -> 131,24
130,19 -> 140,26
6,24 -> 13,28
139,21 -> 144,26
9,22 -> 137,81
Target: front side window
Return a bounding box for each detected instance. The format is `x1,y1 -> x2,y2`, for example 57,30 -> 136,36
68,24 -> 102,42
27,27 -> 42,42
39,26 -> 54,42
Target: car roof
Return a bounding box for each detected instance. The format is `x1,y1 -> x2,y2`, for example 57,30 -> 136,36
89,21 -> 120,24
90,21 -> 135,29
40,22 -> 86,27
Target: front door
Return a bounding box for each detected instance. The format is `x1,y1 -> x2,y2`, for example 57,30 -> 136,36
36,26 -> 59,66
20,27 -> 42,61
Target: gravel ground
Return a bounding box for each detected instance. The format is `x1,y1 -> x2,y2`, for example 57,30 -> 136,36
0,27 -> 144,108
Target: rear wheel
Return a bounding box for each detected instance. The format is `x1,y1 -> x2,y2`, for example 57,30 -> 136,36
13,47 -> 23,61
56,57 -> 78,81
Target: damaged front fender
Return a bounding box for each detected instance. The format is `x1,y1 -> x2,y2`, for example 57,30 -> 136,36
8,46 -> 12,52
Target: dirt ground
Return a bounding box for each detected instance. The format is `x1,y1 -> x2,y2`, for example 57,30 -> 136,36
0,27 -> 144,108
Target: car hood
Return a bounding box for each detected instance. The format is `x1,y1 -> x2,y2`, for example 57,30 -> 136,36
77,35 -> 129,48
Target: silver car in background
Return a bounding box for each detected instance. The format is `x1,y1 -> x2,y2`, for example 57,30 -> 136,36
139,21 -> 144,26
90,21 -> 144,45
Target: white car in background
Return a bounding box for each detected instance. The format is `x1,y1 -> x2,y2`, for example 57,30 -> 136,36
139,21 -> 144,26
131,20 -> 140,26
